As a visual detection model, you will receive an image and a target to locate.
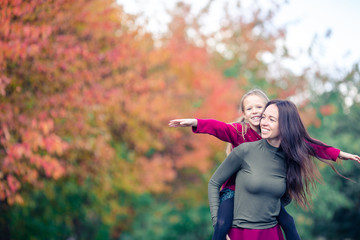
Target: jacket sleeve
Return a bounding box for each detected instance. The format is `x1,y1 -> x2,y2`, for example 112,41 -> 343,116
307,140 -> 340,161
192,119 -> 242,146
208,147 -> 243,226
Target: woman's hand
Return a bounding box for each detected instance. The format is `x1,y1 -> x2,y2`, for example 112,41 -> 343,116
226,234 -> 231,240
168,119 -> 198,127
339,151 -> 360,163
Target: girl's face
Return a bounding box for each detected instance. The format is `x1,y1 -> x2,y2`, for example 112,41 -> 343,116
260,104 -> 281,147
242,94 -> 267,130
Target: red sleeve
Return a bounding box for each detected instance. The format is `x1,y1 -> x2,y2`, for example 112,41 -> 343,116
308,141 -> 340,161
192,119 -> 242,146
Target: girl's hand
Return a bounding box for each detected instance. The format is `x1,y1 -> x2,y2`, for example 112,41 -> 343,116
168,119 -> 198,127
226,234 -> 231,240
339,151 -> 360,163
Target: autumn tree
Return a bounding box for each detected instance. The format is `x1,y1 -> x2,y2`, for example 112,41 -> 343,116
0,0 -> 241,238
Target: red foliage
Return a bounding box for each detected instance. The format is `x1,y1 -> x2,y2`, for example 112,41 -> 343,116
320,104 -> 337,116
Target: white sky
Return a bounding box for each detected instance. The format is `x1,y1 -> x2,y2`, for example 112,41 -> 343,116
117,0 -> 360,74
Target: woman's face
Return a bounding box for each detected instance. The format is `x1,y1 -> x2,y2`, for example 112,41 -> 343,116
242,94 -> 267,130
260,104 -> 281,147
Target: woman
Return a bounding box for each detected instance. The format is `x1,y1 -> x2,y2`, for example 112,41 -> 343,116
208,100 -> 358,239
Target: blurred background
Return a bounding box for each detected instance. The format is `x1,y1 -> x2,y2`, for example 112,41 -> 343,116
0,0 -> 359,239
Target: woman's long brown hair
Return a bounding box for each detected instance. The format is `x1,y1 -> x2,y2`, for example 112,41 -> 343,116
266,100 -> 344,209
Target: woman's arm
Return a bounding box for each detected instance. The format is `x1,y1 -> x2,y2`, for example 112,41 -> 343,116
208,147 -> 243,226
169,118 -> 242,146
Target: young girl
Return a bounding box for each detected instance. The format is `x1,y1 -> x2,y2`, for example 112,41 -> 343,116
169,89 -> 360,240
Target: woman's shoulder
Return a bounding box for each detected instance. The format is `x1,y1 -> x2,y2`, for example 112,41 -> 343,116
233,139 -> 260,152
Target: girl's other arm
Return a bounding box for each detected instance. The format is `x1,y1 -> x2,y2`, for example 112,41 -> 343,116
309,140 -> 360,164
338,151 -> 360,163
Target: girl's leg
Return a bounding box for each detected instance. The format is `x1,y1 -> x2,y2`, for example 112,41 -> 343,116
212,196 -> 234,240
277,204 -> 301,240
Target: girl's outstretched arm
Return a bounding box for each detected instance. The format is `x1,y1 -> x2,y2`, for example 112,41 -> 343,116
169,118 -> 244,146
168,118 -> 197,128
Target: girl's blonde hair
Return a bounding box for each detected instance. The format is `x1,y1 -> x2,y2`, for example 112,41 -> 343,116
225,89 -> 270,156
